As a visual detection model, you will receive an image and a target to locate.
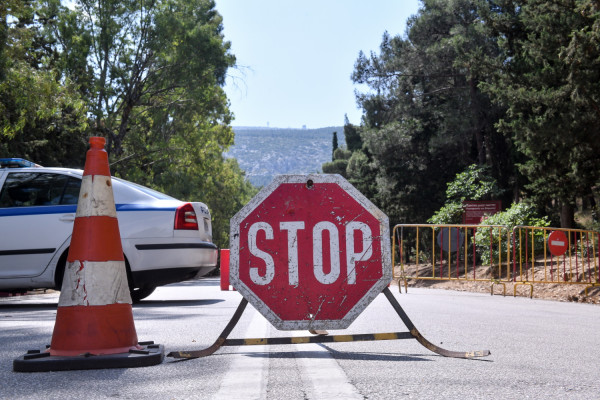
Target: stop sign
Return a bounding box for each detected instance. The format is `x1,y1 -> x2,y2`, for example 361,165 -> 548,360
230,174 -> 391,330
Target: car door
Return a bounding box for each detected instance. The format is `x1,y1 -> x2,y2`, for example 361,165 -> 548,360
0,171 -> 80,278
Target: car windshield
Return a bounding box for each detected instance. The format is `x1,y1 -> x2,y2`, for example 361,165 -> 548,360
112,177 -> 176,200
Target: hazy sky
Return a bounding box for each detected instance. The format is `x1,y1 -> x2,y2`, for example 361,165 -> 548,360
215,0 -> 421,129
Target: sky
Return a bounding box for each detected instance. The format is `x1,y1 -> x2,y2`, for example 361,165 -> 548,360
214,0 -> 421,129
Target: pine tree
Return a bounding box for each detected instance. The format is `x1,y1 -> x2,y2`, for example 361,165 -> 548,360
332,131 -> 338,160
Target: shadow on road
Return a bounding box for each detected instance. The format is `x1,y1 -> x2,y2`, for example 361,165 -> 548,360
235,349 -> 433,362
0,302 -> 57,310
0,298 -> 224,311
164,277 -> 220,288
135,299 -> 224,308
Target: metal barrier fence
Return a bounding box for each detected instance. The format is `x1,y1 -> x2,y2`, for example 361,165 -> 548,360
510,226 -> 599,296
393,224 -> 600,297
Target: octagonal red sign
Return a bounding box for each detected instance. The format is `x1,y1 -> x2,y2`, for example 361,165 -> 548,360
230,174 -> 391,330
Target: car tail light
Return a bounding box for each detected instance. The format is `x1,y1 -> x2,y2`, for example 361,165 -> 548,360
174,203 -> 198,230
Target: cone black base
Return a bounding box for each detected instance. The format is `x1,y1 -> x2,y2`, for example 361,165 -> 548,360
13,342 -> 164,372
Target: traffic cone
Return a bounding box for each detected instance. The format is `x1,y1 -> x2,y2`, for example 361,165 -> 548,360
13,137 -> 163,372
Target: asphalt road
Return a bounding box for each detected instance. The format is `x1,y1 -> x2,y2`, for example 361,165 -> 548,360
1,278 -> 599,399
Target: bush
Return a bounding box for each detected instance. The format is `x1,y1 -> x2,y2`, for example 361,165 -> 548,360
333,147 -> 352,160
428,203 -> 465,224
429,164 -> 503,224
474,202 -> 550,266
322,159 -> 348,176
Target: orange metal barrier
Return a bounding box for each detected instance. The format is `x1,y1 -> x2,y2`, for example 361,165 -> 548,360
393,224 -> 600,298
510,226 -> 599,296
393,224 -> 511,294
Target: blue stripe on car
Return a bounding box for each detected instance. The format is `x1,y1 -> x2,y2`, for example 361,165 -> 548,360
115,204 -> 177,212
0,205 -> 76,216
0,204 -> 177,217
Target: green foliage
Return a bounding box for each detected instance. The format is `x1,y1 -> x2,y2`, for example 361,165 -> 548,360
445,165 -> 502,203
346,150 -> 377,199
322,131 -> 352,177
346,0 -> 600,229
47,0 -> 237,161
481,0 -> 600,227
323,146 -> 352,176
0,62 -> 88,159
429,164 -> 502,224
478,203 -> 550,234
0,1 -> 89,164
474,202 -> 550,265
322,159 -> 348,176
52,0 -> 251,248
0,3 -> 7,82
205,158 -> 257,248
348,0 -> 511,226
428,203 -> 465,225
113,122 -> 254,249
333,148 -> 351,161
331,131 -> 338,159
151,156 -> 257,249
356,120 -> 449,224
0,0 -> 256,249
343,116 -> 362,152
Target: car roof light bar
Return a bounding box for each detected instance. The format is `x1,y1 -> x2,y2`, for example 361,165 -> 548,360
0,158 -> 42,168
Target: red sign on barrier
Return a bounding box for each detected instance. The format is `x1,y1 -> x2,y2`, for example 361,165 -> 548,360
548,230 -> 568,256
230,175 -> 391,330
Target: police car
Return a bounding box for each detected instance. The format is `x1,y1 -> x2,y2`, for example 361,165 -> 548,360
0,158 -> 218,301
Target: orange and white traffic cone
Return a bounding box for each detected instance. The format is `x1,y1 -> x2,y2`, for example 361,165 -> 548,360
13,137 -> 163,372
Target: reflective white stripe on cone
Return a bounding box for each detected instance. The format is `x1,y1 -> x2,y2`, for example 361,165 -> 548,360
75,175 -> 118,218
59,260 -> 131,306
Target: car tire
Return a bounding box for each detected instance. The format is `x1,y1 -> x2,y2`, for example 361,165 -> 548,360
54,251 -> 69,291
130,285 -> 157,302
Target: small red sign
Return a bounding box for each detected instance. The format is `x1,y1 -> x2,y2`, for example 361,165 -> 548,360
462,201 -> 501,224
548,231 -> 568,256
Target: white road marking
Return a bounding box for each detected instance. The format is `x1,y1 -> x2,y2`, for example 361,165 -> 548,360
212,311 -> 269,400
294,336 -> 363,399
213,310 -> 363,399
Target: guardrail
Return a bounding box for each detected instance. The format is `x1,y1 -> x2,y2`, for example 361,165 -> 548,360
393,224 -> 600,298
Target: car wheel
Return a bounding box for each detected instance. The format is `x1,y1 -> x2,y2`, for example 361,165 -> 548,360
130,285 -> 157,302
54,250 -> 69,290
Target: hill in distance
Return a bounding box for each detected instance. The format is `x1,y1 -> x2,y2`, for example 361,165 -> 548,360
226,126 -> 345,187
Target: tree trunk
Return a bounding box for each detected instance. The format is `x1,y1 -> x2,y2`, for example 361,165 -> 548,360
469,78 -> 486,165
589,192 -> 598,221
560,202 -> 575,229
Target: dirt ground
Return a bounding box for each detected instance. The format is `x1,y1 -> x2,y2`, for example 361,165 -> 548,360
393,264 -> 600,305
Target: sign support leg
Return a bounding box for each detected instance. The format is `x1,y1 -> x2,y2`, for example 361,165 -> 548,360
382,287 -> 490,359
167,289 -> 490,360
167,298 -> 248,360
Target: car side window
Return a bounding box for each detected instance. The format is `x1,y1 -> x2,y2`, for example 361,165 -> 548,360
61,176 -> 81,205
0,172 -> 81,207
